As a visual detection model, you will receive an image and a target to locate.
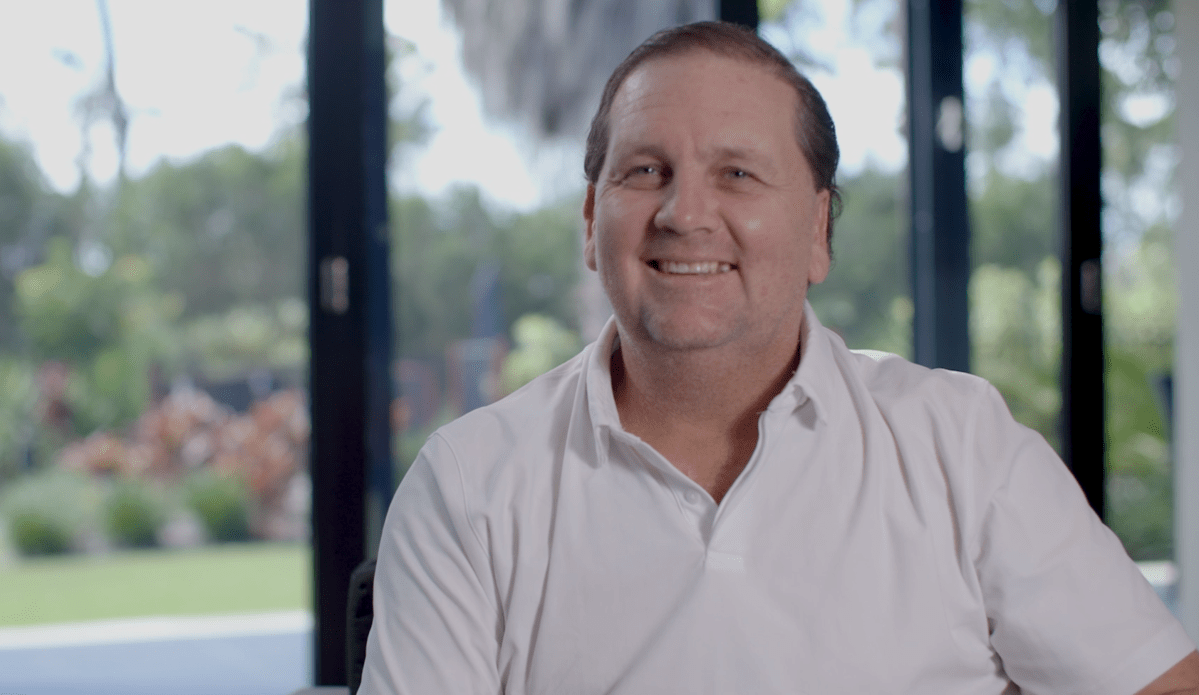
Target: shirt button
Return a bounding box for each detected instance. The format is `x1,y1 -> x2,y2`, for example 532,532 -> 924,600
684,490 -> 702,505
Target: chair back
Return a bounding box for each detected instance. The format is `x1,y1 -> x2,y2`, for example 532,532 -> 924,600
346,558 -> 377,695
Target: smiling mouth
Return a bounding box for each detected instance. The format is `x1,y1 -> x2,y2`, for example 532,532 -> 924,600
648,260 -> 735,275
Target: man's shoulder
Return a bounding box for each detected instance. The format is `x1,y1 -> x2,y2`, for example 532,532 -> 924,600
817,335 -> 1006,449
405,346 -> 596,523
433,344 -> 592,460
828,336 -> 1040,489
837,342 -> 993,410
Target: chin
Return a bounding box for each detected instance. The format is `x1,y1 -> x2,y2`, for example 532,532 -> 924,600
638,315 -> 740,353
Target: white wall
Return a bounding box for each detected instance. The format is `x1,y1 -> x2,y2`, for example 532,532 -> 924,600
1172,0 -> 1199,642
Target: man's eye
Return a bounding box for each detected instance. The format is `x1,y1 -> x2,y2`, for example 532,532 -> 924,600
621,165 -> 666,187
726,168 -> 749,179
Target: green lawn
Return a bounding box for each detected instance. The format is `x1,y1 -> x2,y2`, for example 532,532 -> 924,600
0,543 -> 310,626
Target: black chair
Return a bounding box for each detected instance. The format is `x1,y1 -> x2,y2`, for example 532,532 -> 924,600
346,558 -> 377,695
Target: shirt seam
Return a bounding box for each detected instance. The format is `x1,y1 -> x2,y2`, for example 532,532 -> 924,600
433,431 -> 500,614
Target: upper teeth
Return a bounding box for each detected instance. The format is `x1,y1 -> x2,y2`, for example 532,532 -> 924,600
659,261 -> 732,274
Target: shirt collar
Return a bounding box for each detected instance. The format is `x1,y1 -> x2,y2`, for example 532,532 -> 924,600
584,303 -> 837,460
771,301 -> 835,425
584,316 -> 623,463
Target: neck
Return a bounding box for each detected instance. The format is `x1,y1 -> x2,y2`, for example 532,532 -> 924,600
613,336 -> 801,425
609,322 -> 804,501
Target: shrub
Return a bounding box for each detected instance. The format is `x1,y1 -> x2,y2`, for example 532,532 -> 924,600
185,469 -> 250,543
0,471 -> 99,557
104,480 -> 165,548
500,314 -> 582,395
8,509 -> 73,555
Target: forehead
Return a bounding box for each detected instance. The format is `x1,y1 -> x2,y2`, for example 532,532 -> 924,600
606,50 -> 801,161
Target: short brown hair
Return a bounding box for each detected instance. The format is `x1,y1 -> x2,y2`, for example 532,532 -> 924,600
583,21 -> 842,250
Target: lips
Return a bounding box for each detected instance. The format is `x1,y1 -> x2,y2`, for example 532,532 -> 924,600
648,260 -> 735,274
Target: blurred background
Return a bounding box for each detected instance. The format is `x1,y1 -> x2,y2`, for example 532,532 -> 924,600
0,0 -> 1184,693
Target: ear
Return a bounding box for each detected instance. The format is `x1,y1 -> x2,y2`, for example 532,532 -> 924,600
583,184 -> 598,272
807,188 -> 831,285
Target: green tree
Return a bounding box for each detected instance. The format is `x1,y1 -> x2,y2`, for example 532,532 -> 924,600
970,259 -> 1062,451
13,238 -> 181,434
105,138 -> 305,319
809,169 -> 910,356
0,358 -> 38,481
964,0 -> 1179,559
0,137 -> 55,349
392,186 -> 581,364
501,314 -> 583,394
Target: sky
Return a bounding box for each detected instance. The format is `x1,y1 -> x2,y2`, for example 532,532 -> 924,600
0,2 -> 307,192
0,0 -> 548,204
0,0 -> 1058,212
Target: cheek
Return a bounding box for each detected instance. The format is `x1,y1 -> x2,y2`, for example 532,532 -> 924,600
588,222 -> 624,279
594,200 -> 641,260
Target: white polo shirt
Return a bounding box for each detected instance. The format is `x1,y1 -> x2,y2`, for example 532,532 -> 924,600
361,305 -> 1193,695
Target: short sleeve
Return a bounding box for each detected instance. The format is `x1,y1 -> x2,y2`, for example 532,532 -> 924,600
359,434 -> 502,695
970,384 -> 1194,695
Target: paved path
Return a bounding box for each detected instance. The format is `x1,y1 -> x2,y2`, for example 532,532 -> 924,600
0,611 -> 312,695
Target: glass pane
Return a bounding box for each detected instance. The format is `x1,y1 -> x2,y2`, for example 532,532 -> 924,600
962,0 -> 1178,592
0,3 -> 311,693
1098,0 -> 1178,565
384,1 -> 714,479
761,0 -> 911,355
384,0 -> 912,485
963,2 -> 1062,450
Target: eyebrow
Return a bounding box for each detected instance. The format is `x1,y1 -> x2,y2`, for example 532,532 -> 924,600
613,142 -> 771,165
606,140 -> 784,182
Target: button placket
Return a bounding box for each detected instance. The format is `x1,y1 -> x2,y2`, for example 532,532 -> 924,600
612,433 -> 713,540
671,482 -> 718,543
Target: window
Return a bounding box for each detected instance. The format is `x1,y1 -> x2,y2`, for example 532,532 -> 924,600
0,3 -> 311,692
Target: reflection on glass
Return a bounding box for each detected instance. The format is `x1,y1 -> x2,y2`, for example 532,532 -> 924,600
0,3 -> 310,693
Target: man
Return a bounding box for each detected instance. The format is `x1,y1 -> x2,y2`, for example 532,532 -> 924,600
361,21 -> 1199,694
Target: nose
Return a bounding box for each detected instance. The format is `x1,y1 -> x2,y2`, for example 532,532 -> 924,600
653,169 -> 717,235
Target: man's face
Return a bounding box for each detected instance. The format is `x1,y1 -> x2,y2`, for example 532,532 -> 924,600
584,51 -> 830,358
